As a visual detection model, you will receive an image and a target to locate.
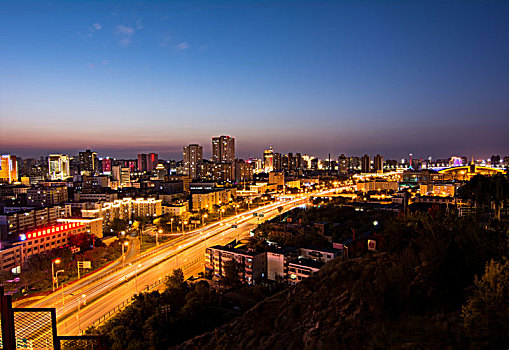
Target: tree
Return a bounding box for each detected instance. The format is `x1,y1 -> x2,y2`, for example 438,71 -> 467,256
222,259 -> 241,286
165,268 -> 185,291
462,258 -> 509,346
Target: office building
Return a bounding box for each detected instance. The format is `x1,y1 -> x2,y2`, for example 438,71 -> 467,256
183,144 -> 203,179
48,154 -> 70,180
0,155 -> 18,184
212,135 -> 235,163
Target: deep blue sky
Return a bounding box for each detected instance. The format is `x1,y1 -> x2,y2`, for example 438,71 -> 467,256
1,0 -> 508,160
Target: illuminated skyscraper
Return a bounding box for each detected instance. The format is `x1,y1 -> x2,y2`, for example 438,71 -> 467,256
0,155 -> 18,183
263,148 -> 274,172
212,135 -> 235,163
48,154 -> 70,180
183,144 -> 203,179
79,149 -> 98,175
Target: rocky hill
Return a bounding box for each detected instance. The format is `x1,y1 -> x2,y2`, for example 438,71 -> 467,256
177,252 -> 469,350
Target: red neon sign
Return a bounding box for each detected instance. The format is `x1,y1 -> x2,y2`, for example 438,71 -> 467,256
23,223 -> 85,241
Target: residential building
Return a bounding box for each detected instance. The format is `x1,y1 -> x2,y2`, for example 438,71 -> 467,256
26,184 -> 68,206
212,135 -> 235,163
263,148 -> 274,172
183,144 -> 203,179
356,180 -> 398,192
205,241 -> 266,285
191,188 -> 236,211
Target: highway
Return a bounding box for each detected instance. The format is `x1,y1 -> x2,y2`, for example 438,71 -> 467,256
56,193 -> 318,335
19,190 -> 336,338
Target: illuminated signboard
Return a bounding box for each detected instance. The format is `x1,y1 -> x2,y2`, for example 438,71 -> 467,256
21,223 -> 85,241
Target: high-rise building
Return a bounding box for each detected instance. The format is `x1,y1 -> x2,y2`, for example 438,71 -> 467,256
373,154 -> 384,173
137,154 -> 147,172
79,149 -> 98,175
273,152 -> 282,171
263,148 -> 274,172
183,144 -> 203,179
212,135 -> 235,163
48,154 -> 70,180
0,155 -> 18,183
338,154 -> 348,174
361,154 -> 371,173
137,153 -> 158,172
101,158 -> 112,174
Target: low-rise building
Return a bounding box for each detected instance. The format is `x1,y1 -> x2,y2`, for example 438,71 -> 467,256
0,222 -> 87,272
205,242 -> 266,285
162,204 -> 187,216
419,183 -> 456,197
356,180 -> 399,192
299,246 -> 339,263
288,258 -> 324,285
81,197 -> 162,224
191,188 -> 236,212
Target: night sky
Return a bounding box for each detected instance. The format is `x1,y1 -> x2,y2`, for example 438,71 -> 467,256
1,1 -> 508,160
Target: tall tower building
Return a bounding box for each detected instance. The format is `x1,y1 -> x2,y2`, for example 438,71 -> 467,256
183,144 -> 203,179
48,154 -> 70,180
79,149 -> 98,175
212,135 -> 235,163
263,148 -> 274,172
361,154 -> 371,173
137,154 -> 148,172
0,155 -> 18,183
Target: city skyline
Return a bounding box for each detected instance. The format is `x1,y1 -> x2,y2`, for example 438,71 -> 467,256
1,1 -> 508,159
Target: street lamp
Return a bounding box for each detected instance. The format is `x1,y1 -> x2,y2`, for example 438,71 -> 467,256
170,218 -> 174,233
202,213 -> 208,227
55,269 -> 65,309
220,208 -> 225,220
122,241 -> 129,267
51,258 -> 61,292
157,229 -> 162,246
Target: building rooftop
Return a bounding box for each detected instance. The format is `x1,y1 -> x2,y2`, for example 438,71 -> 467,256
289,258 -> 324,269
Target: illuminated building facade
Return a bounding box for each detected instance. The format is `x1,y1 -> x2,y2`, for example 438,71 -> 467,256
48,154 -> 70,180
81,197 -> 162,224
0,155 -> 18,184
0,222 -> 86,272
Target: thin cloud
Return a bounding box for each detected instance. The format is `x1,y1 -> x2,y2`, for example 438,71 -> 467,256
93,23 -> 102,31
87,63 -> 95,69
115,24 -> 135,47
176,41 -> 189,51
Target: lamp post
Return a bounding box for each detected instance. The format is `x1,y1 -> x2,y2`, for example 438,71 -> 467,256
220,208 -> 225,220
51,258 -> 61,292
170,218 -> 174,233
55,269 -> 64,309
202,214 -> 208,227
157,230 -> 162,246
77,294 -> 86,334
